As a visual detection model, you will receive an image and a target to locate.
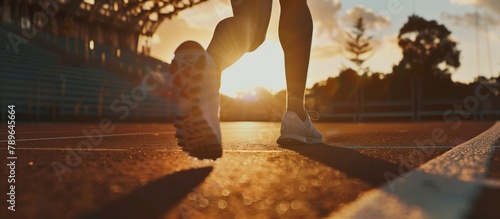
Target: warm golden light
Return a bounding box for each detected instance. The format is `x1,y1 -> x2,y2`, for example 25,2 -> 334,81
220,41 -> 286,98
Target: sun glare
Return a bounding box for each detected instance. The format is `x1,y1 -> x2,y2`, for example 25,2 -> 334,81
220,41 -> 286,98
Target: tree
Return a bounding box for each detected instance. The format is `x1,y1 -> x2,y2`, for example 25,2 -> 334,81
310,68 -> 360,102
343,17 -> 374,73
396,15 -> 461,79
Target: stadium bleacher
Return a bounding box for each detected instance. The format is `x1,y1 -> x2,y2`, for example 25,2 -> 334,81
0,25 -> 175,122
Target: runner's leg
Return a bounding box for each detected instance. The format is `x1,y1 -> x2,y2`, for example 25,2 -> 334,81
278,0 -> 313,121
206,0 -> 273,80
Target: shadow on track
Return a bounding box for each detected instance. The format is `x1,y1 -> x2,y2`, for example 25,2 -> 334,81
82,167 -> 213,219
464,186 -> 500,218
281,143 -> 400,186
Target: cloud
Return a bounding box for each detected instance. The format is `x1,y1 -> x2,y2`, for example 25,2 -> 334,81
441,12 -> 500,31
151,18 -> 214,61
311,44 -> 341,59
310,4 -> 391,60
450,0 -> 500,16
177,0 -> 232,30
309,0 -> 342,38
308,0 -> 343,59
446,0 -> 500,34
342,5 -> 391,30
169,0 -> 390,61
450,0 -> 477,4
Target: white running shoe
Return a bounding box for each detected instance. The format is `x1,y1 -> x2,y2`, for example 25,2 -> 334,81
169,41 -> 222,160
276,111 -> 323,145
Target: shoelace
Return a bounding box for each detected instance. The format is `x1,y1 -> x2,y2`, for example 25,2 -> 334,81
306,110 -> 320,121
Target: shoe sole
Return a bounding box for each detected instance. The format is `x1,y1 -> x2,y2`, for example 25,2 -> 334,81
170,41 -> 222,160
276,133 -> 323,145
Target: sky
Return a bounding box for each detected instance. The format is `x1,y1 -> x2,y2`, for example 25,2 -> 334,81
150,0 -> 500,97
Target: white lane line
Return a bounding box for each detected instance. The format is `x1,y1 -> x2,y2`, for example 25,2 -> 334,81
156,149 -> 286,153
1,146 -> 499,151
0,128 -> 276,143
2,127 -> 269,135
341,146 -> 498,149
0,148 -> 286,153
0,148 -> 129,151
224,150 -> 284,153
339,146 -> 456,149
329,122 -> 500,219
0,132 -> 175,142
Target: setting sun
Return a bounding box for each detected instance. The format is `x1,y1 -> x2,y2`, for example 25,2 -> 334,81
219,41 -> 287,98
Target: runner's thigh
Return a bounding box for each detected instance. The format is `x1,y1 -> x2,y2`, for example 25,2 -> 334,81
231,0 -> 272,34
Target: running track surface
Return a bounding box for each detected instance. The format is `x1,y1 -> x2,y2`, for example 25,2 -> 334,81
1,121 -> 499,219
